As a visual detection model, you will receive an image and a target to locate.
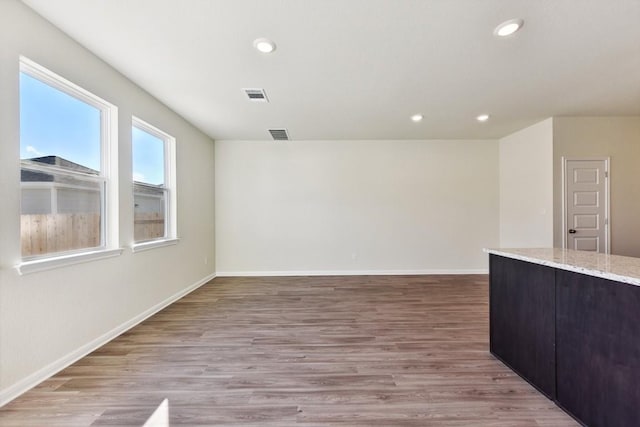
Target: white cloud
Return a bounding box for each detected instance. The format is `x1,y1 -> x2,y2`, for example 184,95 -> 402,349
133,172 -> 146,182
26,145 -> 44,157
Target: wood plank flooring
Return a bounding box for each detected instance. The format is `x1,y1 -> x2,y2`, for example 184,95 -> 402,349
0,275 -> 578,426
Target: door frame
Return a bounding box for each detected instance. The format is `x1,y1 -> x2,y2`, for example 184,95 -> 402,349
561,157 -> 610,254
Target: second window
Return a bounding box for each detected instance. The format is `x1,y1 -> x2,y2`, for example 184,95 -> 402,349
132,118 -> 175,243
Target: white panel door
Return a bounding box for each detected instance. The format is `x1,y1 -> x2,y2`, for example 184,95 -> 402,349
564,159 -> 609,253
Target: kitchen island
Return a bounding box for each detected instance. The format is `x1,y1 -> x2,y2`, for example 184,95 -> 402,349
485,248 -> 640,427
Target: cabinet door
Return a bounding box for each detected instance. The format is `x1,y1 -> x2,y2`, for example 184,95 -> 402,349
556,270 -> 640,427
489,255 -> 556,399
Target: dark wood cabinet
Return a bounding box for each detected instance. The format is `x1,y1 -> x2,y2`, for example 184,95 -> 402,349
489,255 -> 556,399
490,253 -> 640,427
556,270 -> 640,427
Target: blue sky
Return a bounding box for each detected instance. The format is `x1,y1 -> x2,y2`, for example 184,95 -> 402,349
132,126 -> 164,185
20,72 -> 164,185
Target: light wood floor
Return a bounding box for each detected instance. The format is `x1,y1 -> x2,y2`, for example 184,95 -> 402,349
0,275 -> 578,426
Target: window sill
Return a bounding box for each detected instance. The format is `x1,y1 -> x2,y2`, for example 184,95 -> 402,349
131,238 -> 179,253
16,248 -> 124,275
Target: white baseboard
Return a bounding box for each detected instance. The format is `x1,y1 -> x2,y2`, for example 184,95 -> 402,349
216,269 -> 488,277
0,272 -> 216,408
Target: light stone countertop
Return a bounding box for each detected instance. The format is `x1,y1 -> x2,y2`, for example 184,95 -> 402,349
484,248 -> 640,287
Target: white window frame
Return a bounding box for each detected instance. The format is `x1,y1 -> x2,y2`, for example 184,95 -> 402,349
17,57 -> 121,275
131,117 -> 178,252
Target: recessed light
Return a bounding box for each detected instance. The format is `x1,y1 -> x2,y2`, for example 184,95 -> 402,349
477,114 -> 490,122
253,38 -> 276,53
494,19 -> 524,37
411,114 -> 423,122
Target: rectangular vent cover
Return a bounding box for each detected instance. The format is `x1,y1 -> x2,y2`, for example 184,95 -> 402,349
243,88 -> 269,102
269,129 -> 290,141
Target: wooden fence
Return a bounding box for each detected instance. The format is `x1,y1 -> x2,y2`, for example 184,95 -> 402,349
134,212 -> 165,242
21,213 -> 101,257
21,212 -> 165,256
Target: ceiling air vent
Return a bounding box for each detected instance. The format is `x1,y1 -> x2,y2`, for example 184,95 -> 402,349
269,129 -> 290,141
242,88 -> 269,102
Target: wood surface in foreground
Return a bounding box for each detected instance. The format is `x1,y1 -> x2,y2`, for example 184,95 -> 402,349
0,275 -> 578,426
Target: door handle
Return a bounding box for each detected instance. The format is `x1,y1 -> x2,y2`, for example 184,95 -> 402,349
568,229 -> 577,234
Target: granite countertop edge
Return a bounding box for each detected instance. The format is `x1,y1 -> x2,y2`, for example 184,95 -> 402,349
484,248 -> 640,287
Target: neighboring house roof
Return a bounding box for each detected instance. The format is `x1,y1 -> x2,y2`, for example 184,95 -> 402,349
27,155 -> 97,173
21,168 -> 55,183
21,156 -> 164,193
21,156 -> 98,183
134,182 -> 165,196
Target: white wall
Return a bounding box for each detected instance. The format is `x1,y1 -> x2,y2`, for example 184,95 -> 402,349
0,1 -> 215,404
499,118 -> 554,247
215,139 -> 499,275
553,117 -> 640,257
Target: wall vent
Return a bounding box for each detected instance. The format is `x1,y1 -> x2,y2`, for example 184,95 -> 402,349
242,88 -> 269,102
269,129 -> 290,141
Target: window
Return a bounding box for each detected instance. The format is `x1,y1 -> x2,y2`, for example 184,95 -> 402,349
132,117 -> 176,246
19,57 -> 118,262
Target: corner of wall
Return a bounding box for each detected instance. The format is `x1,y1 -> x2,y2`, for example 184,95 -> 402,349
498,118 -> 554,248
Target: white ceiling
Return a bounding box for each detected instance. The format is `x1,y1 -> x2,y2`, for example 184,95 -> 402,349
21,0 -> 640,141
